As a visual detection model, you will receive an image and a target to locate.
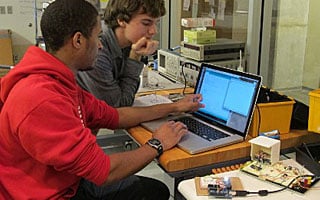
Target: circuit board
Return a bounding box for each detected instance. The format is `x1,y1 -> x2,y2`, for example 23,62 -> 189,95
199,176 -> 233,198
240,159 -> 318,193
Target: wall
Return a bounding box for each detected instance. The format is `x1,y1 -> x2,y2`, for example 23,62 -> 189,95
0,0 -> 109,65
272,0 -> 309,89
302,0 -> 320,89
0,0 -> 48,64
232,0 -> 248,42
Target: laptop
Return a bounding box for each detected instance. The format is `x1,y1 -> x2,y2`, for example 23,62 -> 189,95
141,63 -> 262,154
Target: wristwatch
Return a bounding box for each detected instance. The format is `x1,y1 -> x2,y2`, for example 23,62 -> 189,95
146,138 -> 163,158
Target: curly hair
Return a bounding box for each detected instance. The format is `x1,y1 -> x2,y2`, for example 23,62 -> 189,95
40,0 -> 99,52
104,0 -> 166,29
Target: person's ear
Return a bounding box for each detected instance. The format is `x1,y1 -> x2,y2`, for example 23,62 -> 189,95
117,19 -> 126,27
72,32 -> 82,48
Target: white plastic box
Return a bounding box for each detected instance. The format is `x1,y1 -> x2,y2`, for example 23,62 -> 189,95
249,136 -> 280,164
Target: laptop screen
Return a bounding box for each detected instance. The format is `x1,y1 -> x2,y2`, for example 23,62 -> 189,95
194,63 -> 262,136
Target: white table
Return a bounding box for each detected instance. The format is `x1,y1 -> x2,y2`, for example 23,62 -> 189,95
178,170 -> 320,200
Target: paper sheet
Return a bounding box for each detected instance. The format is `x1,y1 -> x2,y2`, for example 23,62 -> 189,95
133,94 -> 172,107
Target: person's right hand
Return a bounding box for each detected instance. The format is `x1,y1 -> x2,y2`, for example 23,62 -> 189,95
153,121 -> 188,151
131,37 -> 158,56
174,94 -> 204,113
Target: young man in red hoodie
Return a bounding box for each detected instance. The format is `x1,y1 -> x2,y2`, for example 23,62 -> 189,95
0,0 -> 203,199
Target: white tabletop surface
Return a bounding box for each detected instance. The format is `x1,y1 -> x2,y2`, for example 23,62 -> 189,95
178,170 -> 320,200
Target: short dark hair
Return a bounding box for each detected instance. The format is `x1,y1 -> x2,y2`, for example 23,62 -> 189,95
40,0 -> 99,52
104,0 -> 166,29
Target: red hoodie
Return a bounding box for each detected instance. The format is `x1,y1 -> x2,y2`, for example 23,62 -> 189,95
0,46 -> 119,199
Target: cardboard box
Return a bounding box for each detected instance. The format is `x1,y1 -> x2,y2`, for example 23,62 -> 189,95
308,89 -> 320,133
0,29 -> 14,66
183,29 -> 216,44
249,88 -> 295,137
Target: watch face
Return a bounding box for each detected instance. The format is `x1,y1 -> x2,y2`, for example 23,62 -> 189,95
149,138 -> 161,145
147,138 -> 163,157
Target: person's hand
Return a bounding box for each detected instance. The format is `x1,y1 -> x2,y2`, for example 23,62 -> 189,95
153,121 -> 188,151
131,37 -> 159,56
175,94 -> 205,113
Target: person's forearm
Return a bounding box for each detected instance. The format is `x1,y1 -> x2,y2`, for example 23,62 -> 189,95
117,103 -> 179,128
116,94 -> 203,128
102,144 -> 157,185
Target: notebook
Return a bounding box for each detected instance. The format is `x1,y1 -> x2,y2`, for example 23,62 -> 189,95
141,63 -> 262,154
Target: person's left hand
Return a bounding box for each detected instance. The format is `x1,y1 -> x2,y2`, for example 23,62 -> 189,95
174,94 -> 205,113
131,37 -> 159,56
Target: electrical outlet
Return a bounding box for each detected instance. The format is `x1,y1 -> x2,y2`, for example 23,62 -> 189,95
0,6 -> 6,14
7,6 -> 13,14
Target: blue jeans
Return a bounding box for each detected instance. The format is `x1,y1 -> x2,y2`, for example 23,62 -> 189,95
71,175 -> 170,200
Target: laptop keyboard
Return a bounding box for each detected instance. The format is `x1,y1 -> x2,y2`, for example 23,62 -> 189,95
175,117 -> 229,141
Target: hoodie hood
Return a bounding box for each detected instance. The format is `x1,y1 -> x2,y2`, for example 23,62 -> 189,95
0,46 -> 76,111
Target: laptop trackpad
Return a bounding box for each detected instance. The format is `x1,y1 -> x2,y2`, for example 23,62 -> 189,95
178,132 -> 214,154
